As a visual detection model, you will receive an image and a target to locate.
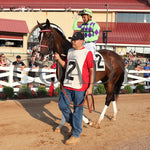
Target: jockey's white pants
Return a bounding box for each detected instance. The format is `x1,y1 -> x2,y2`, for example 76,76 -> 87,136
84,42 -> 96,59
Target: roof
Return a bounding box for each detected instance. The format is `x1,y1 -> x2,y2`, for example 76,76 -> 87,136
0,0 -> 150,11
96,22 -> 150,45
0,19 -> 29,34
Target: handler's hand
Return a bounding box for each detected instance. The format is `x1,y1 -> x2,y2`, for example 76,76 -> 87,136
85,87 -> 93,96
54,52 -> 60,61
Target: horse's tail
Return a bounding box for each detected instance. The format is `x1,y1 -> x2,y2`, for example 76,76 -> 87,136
114,70 -> 124,99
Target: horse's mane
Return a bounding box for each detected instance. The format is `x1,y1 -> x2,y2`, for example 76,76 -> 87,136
41,22 -> 66,39
50,23 -> 66,39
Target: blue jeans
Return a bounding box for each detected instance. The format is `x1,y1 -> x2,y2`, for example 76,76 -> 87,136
59,88 -> 85,137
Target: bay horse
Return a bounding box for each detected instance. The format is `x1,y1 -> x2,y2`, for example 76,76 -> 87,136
37,19 -> 125,129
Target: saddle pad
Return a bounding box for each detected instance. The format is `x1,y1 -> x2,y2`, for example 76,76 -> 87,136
95,52 -> 105,71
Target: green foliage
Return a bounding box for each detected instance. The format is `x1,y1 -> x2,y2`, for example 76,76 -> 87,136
94,84 -> 106,95
17,85 -> 32,99
54,86 -> 61,96
3,86 -> 14,99
37,86 -> 48,97
123,85 -> 133,94
135,84 -> 145,93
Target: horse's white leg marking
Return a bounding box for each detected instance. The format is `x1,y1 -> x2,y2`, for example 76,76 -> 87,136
82,115 -> 90,124
98,105 -> 108,123
55,114 -> 66,133
112,101 -> 117,120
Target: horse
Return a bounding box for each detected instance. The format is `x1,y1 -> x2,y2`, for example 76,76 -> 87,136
37,19 -> 125,129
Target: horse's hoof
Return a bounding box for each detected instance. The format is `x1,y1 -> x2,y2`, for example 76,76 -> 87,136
54,127 -> 61,133
88,121 -> 95,127
112,117 -> 117,121
95,123 -> 101,129
89,121 -> 101,129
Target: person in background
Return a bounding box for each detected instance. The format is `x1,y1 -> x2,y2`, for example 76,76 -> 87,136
0,53 -> 8,87
13,55 -> 26,87
28,55 -> 39,88
143,62 -> 150,86
27,47 -> 32,56
73,8 -> 100,59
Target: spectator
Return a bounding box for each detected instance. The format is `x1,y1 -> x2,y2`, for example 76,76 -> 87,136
28,55 -> 39,88
133,51 -> 137,57
143,62 -> 150,86
27,48 -> 32,56
127,61 -> 135,70
134,63 -> 143,78
0,53 -> 8,87
134,63 -> 143,71
13,55 -> 26,87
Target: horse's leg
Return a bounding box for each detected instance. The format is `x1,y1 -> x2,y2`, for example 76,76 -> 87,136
112,100 -> 117,120
82,115 -> 91,124
54,114 -> 66,133
90,83 -> 115,128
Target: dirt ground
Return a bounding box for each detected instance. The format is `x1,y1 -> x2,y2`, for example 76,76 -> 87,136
0,94 -> 150,150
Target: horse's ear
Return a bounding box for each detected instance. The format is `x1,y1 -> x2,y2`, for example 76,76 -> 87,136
46,19 -> 51,28
37,21 -> 43,29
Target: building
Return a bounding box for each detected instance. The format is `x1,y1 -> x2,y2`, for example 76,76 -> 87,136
0,0 -> 150,59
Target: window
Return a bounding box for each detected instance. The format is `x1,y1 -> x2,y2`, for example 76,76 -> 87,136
0,34 -> 23,47
146,13 -> 150,23
0,40 -> 23,47
117,12 -> 150,23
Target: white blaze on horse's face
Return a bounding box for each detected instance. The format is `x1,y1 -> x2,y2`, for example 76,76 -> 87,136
38,29 -> 51,54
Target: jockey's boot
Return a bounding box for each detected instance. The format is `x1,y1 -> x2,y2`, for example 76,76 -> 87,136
65,136 -> 80,145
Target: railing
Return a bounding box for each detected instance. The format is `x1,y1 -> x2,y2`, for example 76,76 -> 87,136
0,64 -> 59,92
122,69 -> 150,89
0,65 -> 150,93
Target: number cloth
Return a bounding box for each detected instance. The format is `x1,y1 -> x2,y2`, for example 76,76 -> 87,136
63,47 -> 94,91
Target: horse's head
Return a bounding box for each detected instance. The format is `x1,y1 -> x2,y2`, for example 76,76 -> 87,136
37,19 -> 55,60
37,19 -> 72,61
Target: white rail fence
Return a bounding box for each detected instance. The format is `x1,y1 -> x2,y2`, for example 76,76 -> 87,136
0,65 -> 150,93
122,69 -> 150,90
0,64 -> 59,92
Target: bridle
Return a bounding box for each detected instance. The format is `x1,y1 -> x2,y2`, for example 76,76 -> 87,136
38,29 -> 55,57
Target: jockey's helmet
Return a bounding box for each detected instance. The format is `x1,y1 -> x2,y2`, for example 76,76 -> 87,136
78,8 -> 93,17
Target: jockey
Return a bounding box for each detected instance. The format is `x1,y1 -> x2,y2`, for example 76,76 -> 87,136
73,8 -> 100,59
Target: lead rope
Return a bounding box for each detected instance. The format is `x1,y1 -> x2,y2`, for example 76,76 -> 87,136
57,62 -> 95,113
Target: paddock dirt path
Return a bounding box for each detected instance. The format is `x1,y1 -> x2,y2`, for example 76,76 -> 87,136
0,94 -> 150,150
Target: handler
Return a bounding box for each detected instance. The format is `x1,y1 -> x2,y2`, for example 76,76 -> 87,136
73,8 -> 100,58
54,32 -> 94,145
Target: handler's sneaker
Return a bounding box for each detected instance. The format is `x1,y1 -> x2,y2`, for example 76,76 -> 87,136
65,136 -> 80,145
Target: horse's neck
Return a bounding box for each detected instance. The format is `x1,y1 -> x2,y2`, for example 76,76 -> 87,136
53,29 -> 72,56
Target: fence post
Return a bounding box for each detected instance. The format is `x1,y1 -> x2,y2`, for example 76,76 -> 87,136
123,68 -> 128,84
8,63 -> 14,87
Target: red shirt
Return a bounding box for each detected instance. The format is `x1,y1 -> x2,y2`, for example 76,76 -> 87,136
64,48 -> 94,91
